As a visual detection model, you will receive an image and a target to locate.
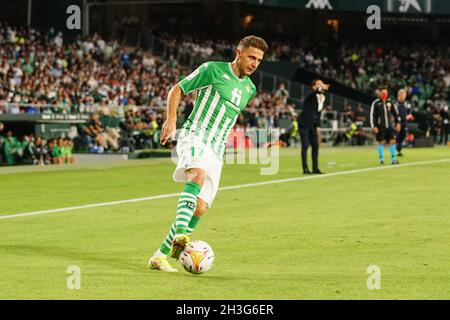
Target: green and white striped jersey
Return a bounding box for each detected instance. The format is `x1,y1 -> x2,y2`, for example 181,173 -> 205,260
178,61 -> 257,159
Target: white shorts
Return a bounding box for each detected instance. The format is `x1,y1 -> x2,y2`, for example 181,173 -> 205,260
173,135 -> 223,208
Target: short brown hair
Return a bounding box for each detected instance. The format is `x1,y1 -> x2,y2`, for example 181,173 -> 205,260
238,35 -> 268,53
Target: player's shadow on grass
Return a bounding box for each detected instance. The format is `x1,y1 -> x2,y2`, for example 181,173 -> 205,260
181,274 -> 237,280
0,244 -> 147,273
2,244 -> 241,278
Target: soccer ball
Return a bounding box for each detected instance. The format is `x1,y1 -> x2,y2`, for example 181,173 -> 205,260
180,240 -> 214,274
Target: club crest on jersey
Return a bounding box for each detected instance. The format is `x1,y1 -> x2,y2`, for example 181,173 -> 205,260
246,85 -> 251,93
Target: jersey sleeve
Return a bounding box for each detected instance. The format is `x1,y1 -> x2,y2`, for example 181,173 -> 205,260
370,100 -> 378,128
178,62 -> 213,94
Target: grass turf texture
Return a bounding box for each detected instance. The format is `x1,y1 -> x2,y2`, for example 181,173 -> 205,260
0,146 -> 449,299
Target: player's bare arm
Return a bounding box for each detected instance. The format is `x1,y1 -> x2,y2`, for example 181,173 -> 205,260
160,83 -> 182,145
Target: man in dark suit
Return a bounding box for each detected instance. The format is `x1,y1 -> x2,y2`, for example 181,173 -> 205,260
395,89 -> 411,156
297,79 -> 330,174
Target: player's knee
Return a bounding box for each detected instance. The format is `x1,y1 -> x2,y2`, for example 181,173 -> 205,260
186,168 -> 206,186
194,198 -> 208,217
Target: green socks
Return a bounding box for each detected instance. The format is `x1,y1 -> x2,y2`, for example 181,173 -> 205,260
157,182 -> 202,256
159,223 -> 176,255
158,215 -> 203,256
187,215 -> 200,235
175,182 -> 201,235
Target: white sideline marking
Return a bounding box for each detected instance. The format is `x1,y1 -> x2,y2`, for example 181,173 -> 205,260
1,158 -> 449,220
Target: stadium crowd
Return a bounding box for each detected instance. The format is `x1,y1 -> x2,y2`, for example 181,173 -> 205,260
148,31 -> 450,145
296,43 -> 450,109
0,22 -> 448,164
0,23 -> 300,155
153,30 -> 450,110
0,23 -> 182,114
0,122 -> 74,166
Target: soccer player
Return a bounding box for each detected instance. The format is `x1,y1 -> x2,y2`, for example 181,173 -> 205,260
395,89 -> 411,156
370,87 -> 401,165
149,36 -> 268,272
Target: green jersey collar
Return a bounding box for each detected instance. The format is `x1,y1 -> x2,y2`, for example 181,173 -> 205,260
228,62 -> 246,82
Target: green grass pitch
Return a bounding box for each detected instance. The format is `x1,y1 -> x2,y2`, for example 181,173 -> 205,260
0,146 -> 449,299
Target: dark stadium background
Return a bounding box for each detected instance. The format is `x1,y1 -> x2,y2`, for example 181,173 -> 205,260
0,0 -> 448,165
1,0 -> 450,305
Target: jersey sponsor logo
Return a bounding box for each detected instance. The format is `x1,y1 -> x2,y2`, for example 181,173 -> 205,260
305,0 -> 333,10
222,73 -> 231,80
225,101 -> 241,113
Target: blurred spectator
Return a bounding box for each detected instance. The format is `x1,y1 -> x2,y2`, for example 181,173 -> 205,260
333,121 -> 367,146
343,105 -> 355,123
90,141 -> 105,154
53,138 -> 64,164
439,105 -> 449,145
47,139 -> 56,164
274,83 -> 289,104
62,138 -> 75,163
0,122 -> 4,163
354,105 -> 367,124
29,136 -> 49,165
288,114 -> 299,147
3,131 -> 18,165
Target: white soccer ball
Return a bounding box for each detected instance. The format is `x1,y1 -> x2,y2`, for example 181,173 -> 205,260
180,240 -> 214,274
